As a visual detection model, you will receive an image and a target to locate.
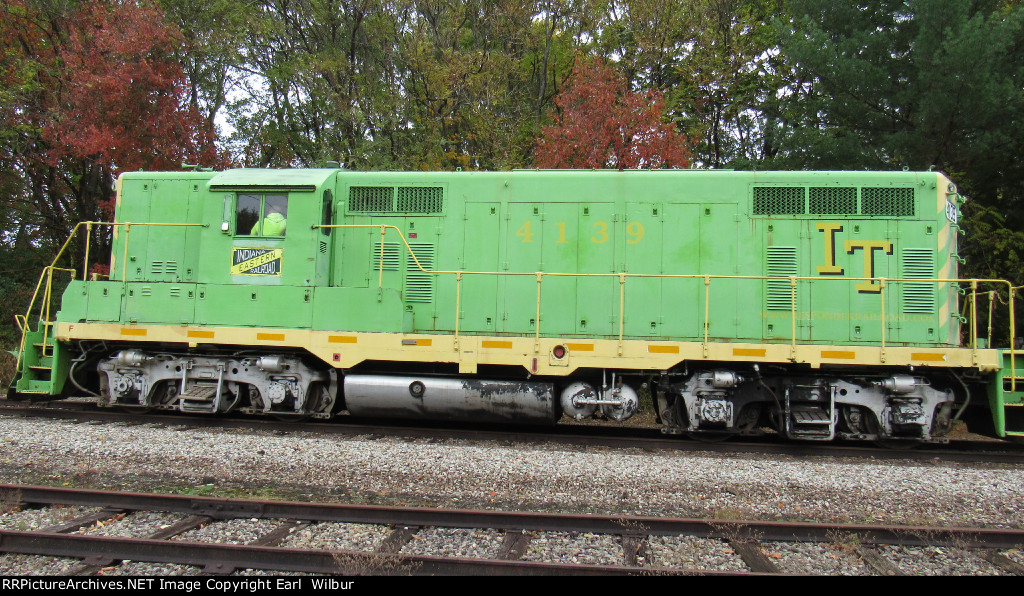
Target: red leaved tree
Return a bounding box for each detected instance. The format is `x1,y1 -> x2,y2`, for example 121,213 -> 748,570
1,0 -> 225,285
43,1 -> 221,175
535,59 -> 691,169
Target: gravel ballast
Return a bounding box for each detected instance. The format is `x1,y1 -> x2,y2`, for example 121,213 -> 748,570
1,415 -> 1022,574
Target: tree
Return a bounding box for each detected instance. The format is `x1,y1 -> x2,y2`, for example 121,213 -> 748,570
45,1 -> 218,172
773,0 -> 1024,342
534,57 -> 691,168
0,0 -> 219,354
669,0 -> 785,167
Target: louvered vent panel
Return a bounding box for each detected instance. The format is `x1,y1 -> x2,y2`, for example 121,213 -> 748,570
372,242 -> 401,271
753,187 -> 805,215
349,186 -> 394,212
151,261 -> 164,275
809,187 -> 857,214
902,248 -> 936,314
405,243 -> 435,303
862,187 -> 915,216
396,187 -> 444,213
766,247 -> 798,311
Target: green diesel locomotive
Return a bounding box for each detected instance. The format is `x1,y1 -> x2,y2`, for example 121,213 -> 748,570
11,168 -> 1024,443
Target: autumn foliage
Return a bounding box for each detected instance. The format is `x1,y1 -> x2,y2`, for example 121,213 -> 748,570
0,0 -> 224,307
42,2 -> 220,173
535,59 -> 691,169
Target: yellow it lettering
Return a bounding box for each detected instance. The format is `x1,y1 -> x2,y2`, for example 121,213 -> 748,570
845,240 -> 893,293
816,222 -> 844,274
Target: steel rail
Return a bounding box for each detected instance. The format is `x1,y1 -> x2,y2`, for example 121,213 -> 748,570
0,531 -> 708,576
4,484 -> 1024,550
2,401 -> 1023,464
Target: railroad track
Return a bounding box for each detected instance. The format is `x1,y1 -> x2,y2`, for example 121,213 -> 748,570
1,484 -> 1022,576
2,398 -> 1022,465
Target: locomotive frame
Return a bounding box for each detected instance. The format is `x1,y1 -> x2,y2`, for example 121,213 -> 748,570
10,168 -> 1024,444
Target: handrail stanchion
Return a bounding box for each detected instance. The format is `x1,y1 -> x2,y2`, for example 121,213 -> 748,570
987,290 -> 995,348
84,222 -> 92,279
378,226 -> 386,287
454,272 -> 462,351
1010,284 -> 1020,391
535,273 -> 543,354
971,279 -> 979,365
618,273 -> 625,356
703,276 -> 711,358
790,275 -> 797,360
879,278 -> 886,363
41,267 -> 54,357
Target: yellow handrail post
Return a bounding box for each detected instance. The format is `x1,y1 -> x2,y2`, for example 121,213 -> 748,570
703,275 -> 711,358
454,272 -> 462,351
879,278 -> 886,363
971,279 -> 978,366
618,273 -> 625,356
83,222 -> 93,279
987,290 -> 995,348
535,272 -> 543,354
378,225 -> 386,287
41,267 -> 54,357
1010,284 -> 1020,391
122,223 -> 131,297
790,275 -> 797,360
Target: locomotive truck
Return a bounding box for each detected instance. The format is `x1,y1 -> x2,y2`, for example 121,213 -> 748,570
10,168 -> 1024,443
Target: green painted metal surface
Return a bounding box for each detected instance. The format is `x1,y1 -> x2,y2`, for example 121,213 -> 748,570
989,350 -> 1024,438
13,327 -> 68,396
17,168 -> 967,398
96,169 -> 962,343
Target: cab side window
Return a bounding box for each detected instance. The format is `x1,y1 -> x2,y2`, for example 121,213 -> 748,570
236,194 -> 288,237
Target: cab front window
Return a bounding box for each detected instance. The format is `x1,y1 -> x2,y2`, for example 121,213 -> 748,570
236,194 -> 288,237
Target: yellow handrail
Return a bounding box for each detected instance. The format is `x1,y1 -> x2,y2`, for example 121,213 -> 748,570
316,223 -> 1014,359
14,220 -> 1020,395
14,222 -> 206,378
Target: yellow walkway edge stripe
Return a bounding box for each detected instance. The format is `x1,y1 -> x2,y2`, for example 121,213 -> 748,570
59,322 -> 1001,376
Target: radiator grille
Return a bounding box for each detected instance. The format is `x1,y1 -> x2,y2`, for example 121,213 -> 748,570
349,186 -> 444,213
766,246 -> 798,311
862,187 -> 915,216
902,248 -> 936,314
349,186 -> 394,212
405,243 -> 435,303
809,187 -> 857,215
753,186 -> 915,217
397,187 -> 444,213
753,187 -> 805,215
372,242 -> 401,271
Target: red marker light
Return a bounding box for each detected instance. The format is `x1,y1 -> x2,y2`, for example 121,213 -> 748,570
553,345 -> 566,359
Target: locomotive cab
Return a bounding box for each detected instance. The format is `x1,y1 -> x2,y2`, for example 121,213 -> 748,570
89,169 -> 343,416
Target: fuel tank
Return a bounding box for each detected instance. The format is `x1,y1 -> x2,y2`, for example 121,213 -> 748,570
343,375 -> 558,424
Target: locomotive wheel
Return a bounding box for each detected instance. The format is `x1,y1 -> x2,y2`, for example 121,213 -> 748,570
865,415 -> 922,449
115,382 -> 172,414
270,382 -> 328,422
